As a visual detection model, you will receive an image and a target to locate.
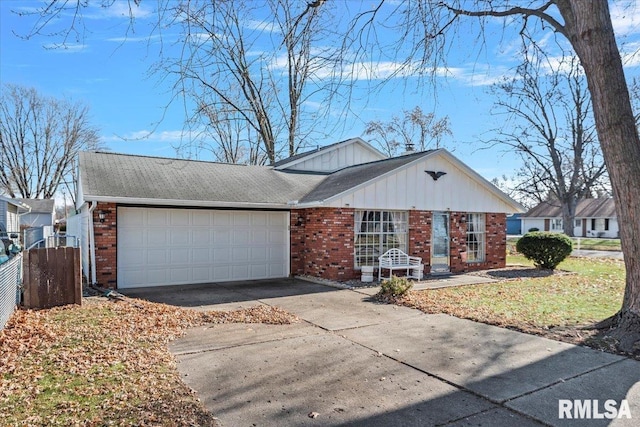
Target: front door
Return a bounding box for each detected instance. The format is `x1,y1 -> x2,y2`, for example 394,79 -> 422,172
431,212 -> 450,274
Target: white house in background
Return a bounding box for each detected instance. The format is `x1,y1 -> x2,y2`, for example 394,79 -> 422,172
14,199 -> 55,228
0,196 -> 30,234
521,198 -> 618,238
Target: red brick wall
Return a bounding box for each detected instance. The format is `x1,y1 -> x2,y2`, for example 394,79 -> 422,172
408,210 -> 431,266
93,202 -> 117,288
290,208 -> 357,281
449,212 -> 507,273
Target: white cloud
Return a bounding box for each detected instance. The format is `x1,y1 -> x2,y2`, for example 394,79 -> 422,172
104,129 -> 201,143
42,43 -> 88,53
610,1 -> 640,37
244,19 -> 278,33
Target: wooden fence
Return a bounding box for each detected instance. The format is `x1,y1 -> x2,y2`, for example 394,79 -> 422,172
23,247 -> 81,309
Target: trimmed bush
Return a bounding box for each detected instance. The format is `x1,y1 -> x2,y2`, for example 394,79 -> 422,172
377,276 -> 413,298
516,231 -> 573,270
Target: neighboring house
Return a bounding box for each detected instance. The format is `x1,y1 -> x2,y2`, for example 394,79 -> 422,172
75,137 -> 524,289
14,198 -> 55,228
0,196 -> 30,235
521,198 -> 618,238
506,213 -> 522,235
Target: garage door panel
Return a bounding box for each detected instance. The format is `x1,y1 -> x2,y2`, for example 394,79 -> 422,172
213,247 -> 231,262
148,230 -> 169,245
232,247 -> 250,260
118,207 -> 289,288
251,247 -> 267,261
233,212 -> 251,226
214,229 -> 231,245
147,210 -> 169,226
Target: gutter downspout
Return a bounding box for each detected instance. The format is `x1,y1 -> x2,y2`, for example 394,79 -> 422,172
88,201 -> 98,285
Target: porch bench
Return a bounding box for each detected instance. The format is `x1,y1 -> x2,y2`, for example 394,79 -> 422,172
378,248 -> 424,281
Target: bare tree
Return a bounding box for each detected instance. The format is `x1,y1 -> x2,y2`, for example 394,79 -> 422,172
158,0 -> 339,165
364,106 -> 452,156
0,84 -> 101,201
333,0 -> 640,352
489,54 -> 608,236
15,0 -> 640,351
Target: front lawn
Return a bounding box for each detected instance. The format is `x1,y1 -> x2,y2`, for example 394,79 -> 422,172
397,256 -> 626,353
0,297 -> 297,426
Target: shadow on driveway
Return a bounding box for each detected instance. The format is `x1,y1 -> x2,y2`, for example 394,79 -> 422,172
119,278 -> 338,310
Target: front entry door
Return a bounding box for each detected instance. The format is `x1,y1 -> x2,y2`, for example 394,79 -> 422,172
431,212 -> 450,274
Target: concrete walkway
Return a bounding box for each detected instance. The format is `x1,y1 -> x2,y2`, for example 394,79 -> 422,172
125,279 -> 639,426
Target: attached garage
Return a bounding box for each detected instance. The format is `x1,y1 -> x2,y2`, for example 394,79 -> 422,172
117,207 -> 289,288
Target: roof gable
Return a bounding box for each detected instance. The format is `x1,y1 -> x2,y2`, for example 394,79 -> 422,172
298,149 -> 524,214
274,137 -> 386,172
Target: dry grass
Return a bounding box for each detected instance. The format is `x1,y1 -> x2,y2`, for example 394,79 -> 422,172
0,297 -> 298,426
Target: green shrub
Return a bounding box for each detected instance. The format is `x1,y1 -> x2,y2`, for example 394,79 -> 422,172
516,231 -> 573,270
377,276 -> 413,298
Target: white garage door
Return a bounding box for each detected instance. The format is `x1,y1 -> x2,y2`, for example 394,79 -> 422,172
117,207 -> 289,288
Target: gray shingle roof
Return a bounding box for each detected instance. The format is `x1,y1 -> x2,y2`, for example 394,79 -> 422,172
522,198 -> 616,218
14,198 -> 55,213
299,151 -> 434,203
79,152 -> 326,207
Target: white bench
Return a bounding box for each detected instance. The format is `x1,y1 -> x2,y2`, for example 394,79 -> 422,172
378,248 -> 424,281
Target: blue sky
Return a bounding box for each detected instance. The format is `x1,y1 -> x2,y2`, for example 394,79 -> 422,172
1,1 -> 639,183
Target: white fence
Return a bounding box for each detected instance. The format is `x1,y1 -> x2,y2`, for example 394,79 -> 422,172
0,254 -> 22,330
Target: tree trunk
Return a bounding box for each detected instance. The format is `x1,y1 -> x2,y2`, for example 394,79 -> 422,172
558,1 -> 640,352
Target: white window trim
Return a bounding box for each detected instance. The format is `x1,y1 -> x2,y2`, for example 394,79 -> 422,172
466,213 -> 486,263
354,210 -> 408,268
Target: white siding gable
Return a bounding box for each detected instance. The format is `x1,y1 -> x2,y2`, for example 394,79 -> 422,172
278,138 -> 385,172
327,152 -> 521,213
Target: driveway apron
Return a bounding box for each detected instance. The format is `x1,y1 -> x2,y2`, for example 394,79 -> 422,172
150,279 -> 640,426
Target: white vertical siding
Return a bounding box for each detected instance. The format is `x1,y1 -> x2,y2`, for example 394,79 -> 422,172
0,200 -> 6,231
67,208 -> 90,280
288,142 -> 384,172
328,155 -> 518,213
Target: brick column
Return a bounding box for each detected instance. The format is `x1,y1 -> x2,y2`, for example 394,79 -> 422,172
93,202 -> 117,288
408,210 -> 432,267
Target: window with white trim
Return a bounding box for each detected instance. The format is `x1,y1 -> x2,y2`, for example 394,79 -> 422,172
551,219 -> 563,231
466,213 -> 485,262
354,210 -> 408,268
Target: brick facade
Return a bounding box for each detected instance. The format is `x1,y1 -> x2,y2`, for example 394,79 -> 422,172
290,207 -> 358,281
93,202 -> 117,288
449,212 -> 507,273
90,204 -> 506,288
291,209 -> 506,280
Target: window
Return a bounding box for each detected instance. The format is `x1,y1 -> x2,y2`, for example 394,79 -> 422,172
551,219 -> 563,231
605,218 -> 610,231
354,210 -> 408,267
466,213 -> 485,262
574,219 -> 581,228
591,218 -> 596,230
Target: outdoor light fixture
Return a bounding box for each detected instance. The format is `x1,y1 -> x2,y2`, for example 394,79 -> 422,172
98,211 -> 106,223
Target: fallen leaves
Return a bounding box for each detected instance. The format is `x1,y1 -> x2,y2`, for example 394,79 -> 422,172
0,297 -> 298,426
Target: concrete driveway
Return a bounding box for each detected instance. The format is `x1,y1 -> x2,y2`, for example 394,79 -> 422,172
123,279 -> 640,426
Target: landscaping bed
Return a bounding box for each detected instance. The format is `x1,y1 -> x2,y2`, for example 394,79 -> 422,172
0,297 -> 298,426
